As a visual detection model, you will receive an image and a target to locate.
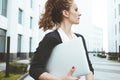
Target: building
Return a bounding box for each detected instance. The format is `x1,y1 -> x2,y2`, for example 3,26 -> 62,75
72,0 -> 103,53
107,0 -> 120,58
0,0 -> 41,61
87,26 -> 103,53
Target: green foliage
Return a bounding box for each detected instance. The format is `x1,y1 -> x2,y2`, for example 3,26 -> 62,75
108,56 -> 118,60
0,72 -> 22,80
97,53 -> 106,58
9,62 -> 28,74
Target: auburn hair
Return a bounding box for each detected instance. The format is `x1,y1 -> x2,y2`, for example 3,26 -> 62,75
38,0 -> 73,31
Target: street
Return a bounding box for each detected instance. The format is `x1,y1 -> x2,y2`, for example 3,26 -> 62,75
89,53 -> 120,80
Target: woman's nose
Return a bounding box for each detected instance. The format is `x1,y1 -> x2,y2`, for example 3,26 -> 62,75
79,13 -> 82,16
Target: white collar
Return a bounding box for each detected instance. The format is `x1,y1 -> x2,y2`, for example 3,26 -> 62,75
57,28 -> 77,42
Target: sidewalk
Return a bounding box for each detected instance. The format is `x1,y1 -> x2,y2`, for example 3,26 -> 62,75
0,62 -> 6,72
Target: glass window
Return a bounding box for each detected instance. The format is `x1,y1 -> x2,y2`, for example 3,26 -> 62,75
114,9 -> 116,18
30,0 -> 33,8
29,37 -> 32,53
115,40 -> 117,52
0,29 -> 6,53
18,8 -> 23,24
114,0 -> 116,3
0,0 -> 2,14
30,17 -> 33,29
118,4 -> 120,15
119,22 -> 120,33
17,34 -> 22,53
0,0 -> 7,17
115,24 -> 117,35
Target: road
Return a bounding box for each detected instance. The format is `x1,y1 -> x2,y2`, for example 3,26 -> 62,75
89,53 -> 120,80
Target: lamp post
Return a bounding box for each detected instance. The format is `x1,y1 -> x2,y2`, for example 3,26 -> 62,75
5,36 -> 10,77
119,45 -> 120,61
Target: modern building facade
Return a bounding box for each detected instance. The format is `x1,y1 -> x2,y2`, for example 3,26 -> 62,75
0,0 -> 41,61
86,26 -> 103,53
107,0 -> 120,60
107,0 -> 120,54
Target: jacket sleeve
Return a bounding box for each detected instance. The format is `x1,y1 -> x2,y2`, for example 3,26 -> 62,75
81,35 -> 94,74
29,34 -> 59,80
74,33 -> 94,74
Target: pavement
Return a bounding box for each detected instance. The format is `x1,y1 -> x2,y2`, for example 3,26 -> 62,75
0,54 -> 120,80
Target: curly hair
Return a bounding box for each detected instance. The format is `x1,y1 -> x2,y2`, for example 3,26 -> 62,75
38,0 -> 73,31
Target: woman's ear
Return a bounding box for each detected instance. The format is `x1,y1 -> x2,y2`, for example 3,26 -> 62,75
62,10 -> 70,18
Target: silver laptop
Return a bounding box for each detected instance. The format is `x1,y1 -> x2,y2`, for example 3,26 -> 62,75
46,37 -> 90,77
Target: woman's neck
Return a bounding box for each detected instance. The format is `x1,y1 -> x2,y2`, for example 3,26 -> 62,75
59,22 -> 73,39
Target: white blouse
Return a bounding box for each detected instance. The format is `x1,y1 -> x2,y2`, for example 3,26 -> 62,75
57,28 -> 77,42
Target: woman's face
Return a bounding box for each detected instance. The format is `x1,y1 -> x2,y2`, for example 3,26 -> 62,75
68,2 -> 81,24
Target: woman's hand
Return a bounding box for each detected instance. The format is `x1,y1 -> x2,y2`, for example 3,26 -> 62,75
39,66 -> 80,80
61,66 -> 80,80
85,71 -> 94,80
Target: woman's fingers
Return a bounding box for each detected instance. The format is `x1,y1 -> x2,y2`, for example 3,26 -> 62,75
62,66 -> 81,80
67,66 -> 75,76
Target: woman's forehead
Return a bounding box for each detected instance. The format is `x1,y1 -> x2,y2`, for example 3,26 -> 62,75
71,2 -> 78,9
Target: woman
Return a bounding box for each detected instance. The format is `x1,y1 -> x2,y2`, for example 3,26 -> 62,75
29,0 -> 94,80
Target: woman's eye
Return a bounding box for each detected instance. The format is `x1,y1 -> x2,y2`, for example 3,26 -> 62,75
75,8 -> 78,11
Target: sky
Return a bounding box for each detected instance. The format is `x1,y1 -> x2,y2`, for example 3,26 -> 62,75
91,0 -> 108,51
75,0 -> 108,51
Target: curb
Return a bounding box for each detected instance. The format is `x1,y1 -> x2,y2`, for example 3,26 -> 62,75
17,64 -> 30,80
17,72 -> 29,80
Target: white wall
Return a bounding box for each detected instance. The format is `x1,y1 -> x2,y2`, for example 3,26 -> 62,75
5,0 -> 41,53
107,0 -> 120,53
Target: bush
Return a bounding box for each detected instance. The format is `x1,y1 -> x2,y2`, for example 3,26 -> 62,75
9,62 -> 28,74
108,56 -> 118,60
97,53 -> 106,58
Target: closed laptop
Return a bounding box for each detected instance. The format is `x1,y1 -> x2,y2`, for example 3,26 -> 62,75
46,37 -> 90,77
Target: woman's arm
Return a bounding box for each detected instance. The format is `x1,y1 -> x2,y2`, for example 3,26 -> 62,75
38,72 -> 61,80
39,67 -> 80,80
29,33 -> 60,80
85,71 -> 94,80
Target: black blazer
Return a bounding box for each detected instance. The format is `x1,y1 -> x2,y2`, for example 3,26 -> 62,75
29,30 -> 94,80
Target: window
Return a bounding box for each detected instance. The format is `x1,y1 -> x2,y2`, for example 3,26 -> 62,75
114,9 -> 116,18
18,8 -> 23,24
114,0 -> 116,3
0,28 -> 6,53
115,40 -> 117,52
119,22 -> 120,33
118,4 -> 120,15
30,17 -> 33,29
0,0 -> 2,14
115,24 -> 117,35
0,0 -> 7,17
17,34 -> 22,53
29,37 -> 32,53
30,0 -> 33,8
